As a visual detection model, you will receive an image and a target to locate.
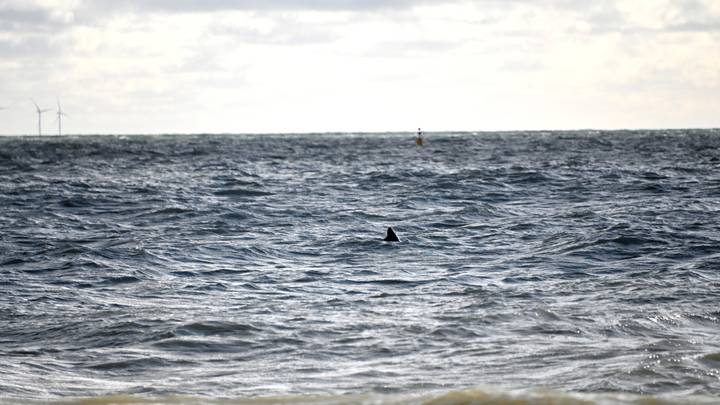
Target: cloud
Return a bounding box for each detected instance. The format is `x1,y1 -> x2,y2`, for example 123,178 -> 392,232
0,36 -> 58,58
1,0 -> 719,134
0,3 -> 74,32
614,0 -> 720,32
0,7 -> 54,30
0,0 -> 447,37
82,0 -> 450,14
365,39 -> 461,58
212,17 -> 336,46
499,57 -> 544,73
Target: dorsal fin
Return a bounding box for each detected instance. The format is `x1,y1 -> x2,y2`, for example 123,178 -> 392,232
383,227 -> 399,242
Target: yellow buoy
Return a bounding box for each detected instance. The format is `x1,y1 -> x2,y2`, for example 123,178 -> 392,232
415,127 -> 424,146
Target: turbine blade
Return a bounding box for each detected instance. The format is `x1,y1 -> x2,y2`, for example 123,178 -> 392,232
31,99 -> 40,111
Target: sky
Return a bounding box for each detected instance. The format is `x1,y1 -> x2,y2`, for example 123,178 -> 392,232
0,0 -> 719,135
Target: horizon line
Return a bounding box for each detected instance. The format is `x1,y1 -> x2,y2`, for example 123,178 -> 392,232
1,126 -> 720,138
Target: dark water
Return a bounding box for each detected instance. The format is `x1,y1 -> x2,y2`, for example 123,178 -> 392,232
1,130 -> 720,404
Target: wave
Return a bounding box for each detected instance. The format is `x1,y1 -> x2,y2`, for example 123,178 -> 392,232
213,188 -> 273,197
4,132 -> 720,401
10,387 -> 719,405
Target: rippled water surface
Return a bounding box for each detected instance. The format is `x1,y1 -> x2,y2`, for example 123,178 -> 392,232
1,130 -> 720,404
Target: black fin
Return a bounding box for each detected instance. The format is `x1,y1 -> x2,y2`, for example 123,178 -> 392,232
383,227 -> 399,242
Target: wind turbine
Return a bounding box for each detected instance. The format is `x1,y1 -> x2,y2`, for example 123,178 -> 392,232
32,99 -> 51,136
56,98 -> 69,136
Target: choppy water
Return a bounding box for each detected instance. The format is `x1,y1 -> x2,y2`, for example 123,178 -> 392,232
1,130 -> 720,404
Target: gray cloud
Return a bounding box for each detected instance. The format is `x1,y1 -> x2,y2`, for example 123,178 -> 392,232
664,0 -> 720,32
5,0 -> 719,37
0,8 -> 51,28
83,0 -> 450,13
0,36 -> 56,58
668,21 -> 720,32
1,0 -> 451,36
0,6 -> 72,32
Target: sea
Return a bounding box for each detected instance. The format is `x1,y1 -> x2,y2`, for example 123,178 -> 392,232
1,130 -> 720,405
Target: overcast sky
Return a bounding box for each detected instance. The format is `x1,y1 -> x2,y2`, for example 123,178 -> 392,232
0,0 -> 718,134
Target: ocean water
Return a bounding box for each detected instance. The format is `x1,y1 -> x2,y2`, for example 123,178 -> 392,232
1,130 -> 720,405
